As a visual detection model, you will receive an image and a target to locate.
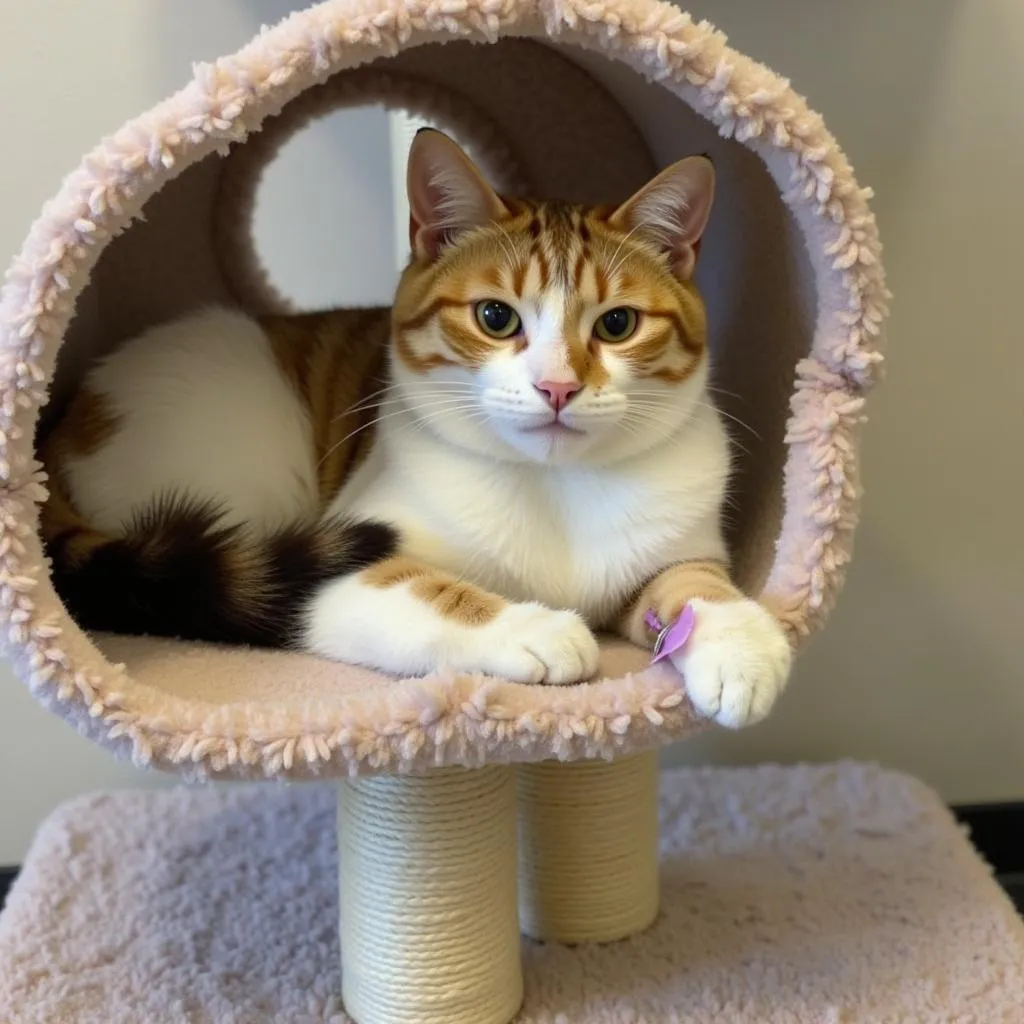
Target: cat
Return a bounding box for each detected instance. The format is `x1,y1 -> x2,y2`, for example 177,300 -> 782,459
39,128 -> 791,728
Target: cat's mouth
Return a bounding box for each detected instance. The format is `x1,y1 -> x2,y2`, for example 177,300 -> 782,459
522,420 -> 585,438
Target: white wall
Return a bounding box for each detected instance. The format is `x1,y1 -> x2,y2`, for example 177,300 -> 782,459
1,0 -> 1021,862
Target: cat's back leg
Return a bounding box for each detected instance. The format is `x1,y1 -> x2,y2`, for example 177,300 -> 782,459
57,307 -> 319,534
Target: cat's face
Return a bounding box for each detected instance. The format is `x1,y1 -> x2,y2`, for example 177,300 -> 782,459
390,131 -> 715,467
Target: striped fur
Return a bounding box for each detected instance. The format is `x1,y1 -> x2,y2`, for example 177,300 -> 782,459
394,194 -> 708,390
45,491 -> 397,647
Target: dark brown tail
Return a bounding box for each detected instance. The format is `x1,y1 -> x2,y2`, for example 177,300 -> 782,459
41,488 -> 397,648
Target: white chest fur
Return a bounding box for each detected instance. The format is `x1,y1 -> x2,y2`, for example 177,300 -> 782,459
337,405 -> 731,625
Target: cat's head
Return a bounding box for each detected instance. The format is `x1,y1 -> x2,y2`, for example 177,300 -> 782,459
390,129 -> 715,466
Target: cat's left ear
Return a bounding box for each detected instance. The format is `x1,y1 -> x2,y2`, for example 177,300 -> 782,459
609,155 -> 715,280
406,128 -> 509,261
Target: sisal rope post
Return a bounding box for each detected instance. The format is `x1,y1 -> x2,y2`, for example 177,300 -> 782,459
337,765 -> 523,1024
517,751 -> 660,944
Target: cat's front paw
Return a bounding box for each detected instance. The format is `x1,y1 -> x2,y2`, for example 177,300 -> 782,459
471,602 -> 600,684
671,598 -> 791,728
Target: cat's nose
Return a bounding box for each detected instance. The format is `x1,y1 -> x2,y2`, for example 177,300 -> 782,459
534,379 -> 582,412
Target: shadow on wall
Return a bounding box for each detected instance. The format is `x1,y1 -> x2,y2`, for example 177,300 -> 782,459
664,524 -> 1024,802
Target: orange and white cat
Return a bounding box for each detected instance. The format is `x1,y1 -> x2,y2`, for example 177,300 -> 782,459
41,129 -> 791,728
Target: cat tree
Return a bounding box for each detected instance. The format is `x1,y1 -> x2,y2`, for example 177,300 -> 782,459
0,2 -> 889,1021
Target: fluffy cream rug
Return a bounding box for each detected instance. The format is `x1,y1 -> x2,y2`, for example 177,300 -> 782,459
1,763 -> 1021,1023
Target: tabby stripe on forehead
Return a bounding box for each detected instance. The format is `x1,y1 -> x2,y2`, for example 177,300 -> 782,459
572,249 -> 589,290
531,244 -> 550,290
512,260 -> 528,298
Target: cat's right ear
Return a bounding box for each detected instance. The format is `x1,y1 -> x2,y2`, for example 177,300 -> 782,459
407,129 -> 508,261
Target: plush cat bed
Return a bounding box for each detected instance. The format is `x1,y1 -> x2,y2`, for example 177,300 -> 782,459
0,0 -> 887,780
2,763 -> 1021,1024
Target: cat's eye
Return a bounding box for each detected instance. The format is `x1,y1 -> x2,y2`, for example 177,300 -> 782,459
594,307 -> 639,343
474,300 -> 521,339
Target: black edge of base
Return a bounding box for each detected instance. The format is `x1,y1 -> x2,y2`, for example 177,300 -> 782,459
0,866 -> 17,911
953,802 -> 1024,914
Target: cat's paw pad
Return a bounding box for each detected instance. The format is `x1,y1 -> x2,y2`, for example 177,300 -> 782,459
474,603 -> 600,684
671,598 -> 791,728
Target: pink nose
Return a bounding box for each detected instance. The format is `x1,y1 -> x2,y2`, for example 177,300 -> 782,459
534,379 -> 582,412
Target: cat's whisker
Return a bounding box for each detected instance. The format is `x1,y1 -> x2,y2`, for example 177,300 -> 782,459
706,384 -> 744,402
626,394 -> 762,442
332,382 -> 478,422
398,406 -> 491,446
344,380 -> 478,410
340,391 -> 480,417
695,401 -> 761,440
330,384 -> 409,422
624,405 -> 754,457
319,399 -> 481,468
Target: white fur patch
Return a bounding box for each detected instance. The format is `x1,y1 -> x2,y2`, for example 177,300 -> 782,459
339,400 -> 730,627
65,308 -> 317,534
673,598 -> 792,728
303,575 -> 599,683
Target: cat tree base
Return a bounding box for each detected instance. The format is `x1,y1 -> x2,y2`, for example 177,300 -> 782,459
336,766 -> 523,1024
8,765 -> 1020,1023
517,751 -> 661,943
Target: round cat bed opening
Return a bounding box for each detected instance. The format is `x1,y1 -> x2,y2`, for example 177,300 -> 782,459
4,5 -> 886,780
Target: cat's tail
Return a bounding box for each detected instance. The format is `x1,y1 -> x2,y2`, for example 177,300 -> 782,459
40,484 -> 398,647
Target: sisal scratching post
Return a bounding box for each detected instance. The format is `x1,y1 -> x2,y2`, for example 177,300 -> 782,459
517,751 -> 660,944
336,766 -> 523,1024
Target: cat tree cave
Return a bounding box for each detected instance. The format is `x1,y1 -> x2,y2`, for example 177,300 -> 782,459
0,2 -> 887,1022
